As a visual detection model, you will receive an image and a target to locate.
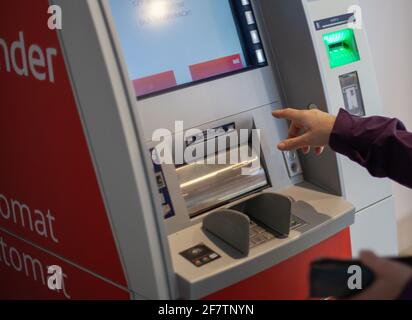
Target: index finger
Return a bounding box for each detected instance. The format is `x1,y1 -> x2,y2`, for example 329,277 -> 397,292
278,133 -> 310,151
272,108 -> 305,122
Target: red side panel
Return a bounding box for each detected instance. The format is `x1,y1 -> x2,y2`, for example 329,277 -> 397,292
0,231 -> 130,300
0,0 -> 127,294
133,70 -> 177,96
190,54 -> 244,81
205,229 -> 352,300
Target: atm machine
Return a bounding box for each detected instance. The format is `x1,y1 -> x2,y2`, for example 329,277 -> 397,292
46,0 -> 397,300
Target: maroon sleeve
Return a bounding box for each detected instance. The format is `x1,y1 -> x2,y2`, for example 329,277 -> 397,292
398,279 -> 412,300
329,109 -> 412,189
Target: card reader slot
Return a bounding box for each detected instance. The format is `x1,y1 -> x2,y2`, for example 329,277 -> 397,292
328,41 -> 348,50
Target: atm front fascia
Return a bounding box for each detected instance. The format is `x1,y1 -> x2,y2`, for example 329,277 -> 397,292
54,0 -> 396,300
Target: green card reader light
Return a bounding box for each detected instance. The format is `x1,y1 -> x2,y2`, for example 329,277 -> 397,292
323,28 -> 360,69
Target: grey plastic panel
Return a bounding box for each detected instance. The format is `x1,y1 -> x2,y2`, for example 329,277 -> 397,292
259,0 -> 342,196
53,0 -> 177,299
259,0 -> 397,255
203,210 -> 251,256
303,0 -> 393,211
169,183 -> 355,299
350,196 -> 398,257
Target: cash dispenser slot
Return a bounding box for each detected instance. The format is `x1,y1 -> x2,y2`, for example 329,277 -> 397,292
177,142 -> 268,218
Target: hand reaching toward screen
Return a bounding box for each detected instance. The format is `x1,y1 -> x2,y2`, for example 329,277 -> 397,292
272,108 -> 336,155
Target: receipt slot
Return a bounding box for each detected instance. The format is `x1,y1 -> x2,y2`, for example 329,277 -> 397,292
0,0 -> 396,300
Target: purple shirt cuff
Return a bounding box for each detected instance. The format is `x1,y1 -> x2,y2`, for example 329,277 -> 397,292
329,109 -> 356,156
328,108 -> 412,188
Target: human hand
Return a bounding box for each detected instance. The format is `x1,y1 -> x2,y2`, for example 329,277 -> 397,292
272,108 -> 336,155
349,251 -> 412,300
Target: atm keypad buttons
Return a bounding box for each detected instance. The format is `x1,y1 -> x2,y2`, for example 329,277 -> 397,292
283,150 -> 303,178
254,226 -> 265,234
248,217 -> 307,249
252,235 -> 266,245
249,221 -> 274,249
180,244 -> 221,268
262,232 -> 274,240
286,150 -> 297,161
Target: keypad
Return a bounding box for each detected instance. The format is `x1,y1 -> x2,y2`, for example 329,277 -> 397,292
249,215 -> 307,249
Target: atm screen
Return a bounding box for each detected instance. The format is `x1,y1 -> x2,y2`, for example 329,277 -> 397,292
109,0 -> 267,98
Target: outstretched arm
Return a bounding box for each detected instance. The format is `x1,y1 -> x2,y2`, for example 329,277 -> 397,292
272,108 -> 412,188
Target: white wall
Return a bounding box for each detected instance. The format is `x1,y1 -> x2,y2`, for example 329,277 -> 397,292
360,0 -> 412,252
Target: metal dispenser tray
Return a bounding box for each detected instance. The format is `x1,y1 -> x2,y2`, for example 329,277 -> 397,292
176,144 -> 268,217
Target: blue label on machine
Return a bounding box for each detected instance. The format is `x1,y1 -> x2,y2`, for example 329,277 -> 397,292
151,149 -> 176,220
314,13 -> 355,31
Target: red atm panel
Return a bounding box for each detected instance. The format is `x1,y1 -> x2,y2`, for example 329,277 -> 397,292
0,230 -> 130,300
205,229 -> 352,300
0,0 -> 127,289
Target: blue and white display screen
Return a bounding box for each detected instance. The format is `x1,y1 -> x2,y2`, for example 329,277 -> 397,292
109,0 -> 265,97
